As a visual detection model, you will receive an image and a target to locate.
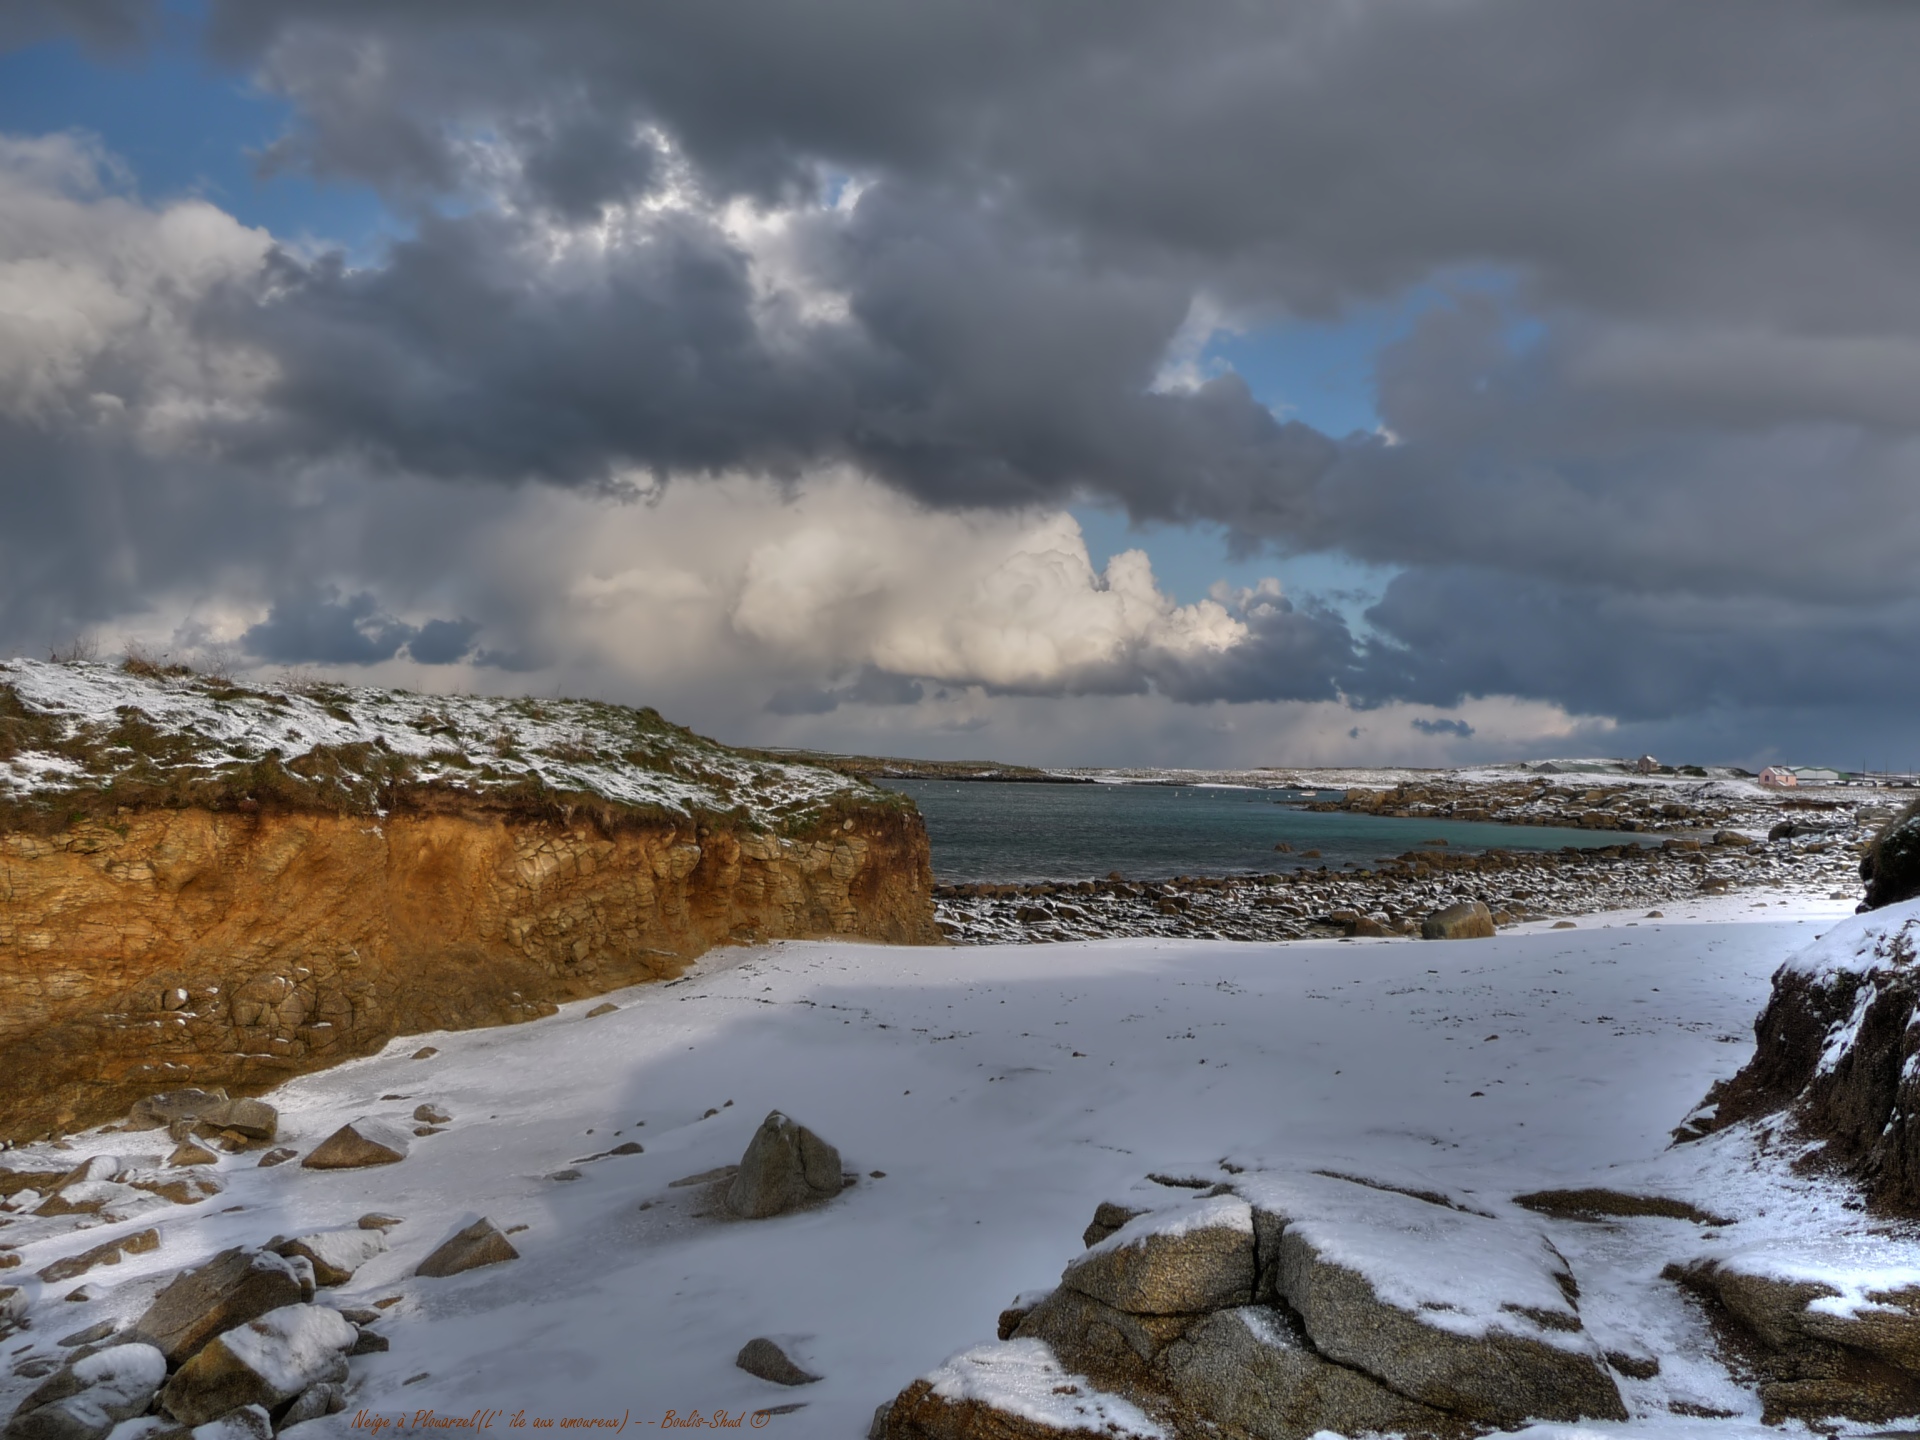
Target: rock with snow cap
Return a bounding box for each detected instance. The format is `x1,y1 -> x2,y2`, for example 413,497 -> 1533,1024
723,1112 -> 843,1219
300,1119 -> 410,1171
1240,1171 -> 1626,1426
128,1248 -> 315,1367
415,1219 -> 518,1279
128,1092 -> 229,1134
188,1405 -> 271,1440
881,1339 -> 1168,1440
271,1230 -> 388,1288
158,1305 -> 355,1426
3,1343 -> 167,1440
1059,1194 -> 1255,1316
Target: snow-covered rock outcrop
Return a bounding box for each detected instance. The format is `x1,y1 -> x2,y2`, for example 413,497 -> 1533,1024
0,659 -> 935,1139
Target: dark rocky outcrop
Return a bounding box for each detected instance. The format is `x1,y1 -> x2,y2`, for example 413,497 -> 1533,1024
1674,901 -> 1920,1212
1862,799 -> 1920,910
725,1112 -> 844,1219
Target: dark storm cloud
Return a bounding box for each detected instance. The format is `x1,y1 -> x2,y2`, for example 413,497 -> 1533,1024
1412,718 -> 1474,738
8,0 -> 1920,751
241,589 -> 418,664
767,666 -> 925,716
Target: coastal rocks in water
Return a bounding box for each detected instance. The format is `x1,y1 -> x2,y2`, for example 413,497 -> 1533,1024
271,1230 -> 389,1288
734,1337 -> 821,1387
3,1343 -> 167,1440
1862,800 -> 1920,910
724,1112 -> 843,1219
1421,901 -> 1495,941
301,1120 -> 410,1171
158,1305 -> 355,1427
37,1229 -> 160,1284
129,1248 -> 315,1366
415,1219 -> 518,1279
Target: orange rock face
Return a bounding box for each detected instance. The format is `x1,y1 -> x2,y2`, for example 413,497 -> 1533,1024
0,803 -> 936,1139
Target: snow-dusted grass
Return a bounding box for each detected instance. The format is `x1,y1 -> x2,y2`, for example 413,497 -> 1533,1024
1,892 -> 1895,1439
0,659 -> 875,830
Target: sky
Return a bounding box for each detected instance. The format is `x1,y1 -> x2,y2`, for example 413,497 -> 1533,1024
0,0 -> 1915,771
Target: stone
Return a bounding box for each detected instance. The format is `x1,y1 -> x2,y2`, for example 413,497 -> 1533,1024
724,1112 -> 842,1219
881,1341 -> 1164,1440
34,1181 -> 145,1218
1713,830 -> 1753,847
1421,902 -> 1495,941
37,1229 -> 160,1284
2,1343 -> 167,1440
1863,800 -> 1920,910
734,1337 -> 821,1386
348,1330 -> 389,1356
1059,1195 -> 1255,1316
166,1142 -> 219,1168
1013,1287 -> 1195,1375
188,1405 -> 271,1440
415,1219 -> 518,1279
1274,1225 -> 1625,1425
1080,1202 -> 1149,1249
128,1091 -> 228,1133
272,1229 -> 389,1288
300,1119 -> 410,1170
55,1322 -> 120,1349
277,1383 -> 347,1428
206,1101 -> 278,1143
411,1104 -> 451,1125
1160,1307 -> 1462,1440
1674,1257 -> 1920,1374
255,1150 -> 296,1169
128,1247 -> 314,1366
125,1170 -> 224,1206
357,1213 -> 403,1231
158,1304 -> 355,1426
585,1004 -> 619,1018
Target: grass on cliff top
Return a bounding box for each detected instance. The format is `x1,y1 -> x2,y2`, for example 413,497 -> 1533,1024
0,659 -> 913,838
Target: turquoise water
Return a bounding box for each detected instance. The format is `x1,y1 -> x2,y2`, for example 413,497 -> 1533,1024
881,780 -> 1650,885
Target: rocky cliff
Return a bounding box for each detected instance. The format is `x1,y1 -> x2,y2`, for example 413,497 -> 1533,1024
0,660 -> 937,1139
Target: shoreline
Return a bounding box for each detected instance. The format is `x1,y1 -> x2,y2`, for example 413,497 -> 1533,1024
932,828 -> 1864,944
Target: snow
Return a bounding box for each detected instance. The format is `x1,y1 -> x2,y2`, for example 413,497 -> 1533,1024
922,1339 -> 1167,1437
287,1229 -> 389,1278
1780,894 -> 1920,980
216,1306 -> 356,1397
0,889 -> 1906,1439
1077,1193 -> 1251,1259
1231,1169 -> 1589,1347
0,658 -> 870,827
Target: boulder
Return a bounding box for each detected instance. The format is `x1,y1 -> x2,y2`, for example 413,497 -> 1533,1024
881,1340 -> 1167,1440
189,1405 -> 271,1440
724,1112 -> 843,1219
34,1181 -> 146,1218
415,1219 -> 518,1279
126,1170 -> 224,1207
158,1305 -> 355,1426
1013,1287 -> 1196,1376
128,1247 -> 315,1366
301,1119 -> 410,1170
411,1104 -> 451,1126
256,1150 -> 296,1169
1059,1195 -> 1255,1316
1863,800 -> 1920,910
1273,1221 -> 1623,1425
1673,1255 -> 1920,1374
277,1383 -> 346,1428
734,1337 -> 821,1386
357,1213 -> 403,1232
128,1091 -> 229,1133
193,1101 -> 277,1144
1080,1202 -> 1149,1249
272,1229 -> 388,1288
166,1143 -> 220,1169
2,1343 -> 167,1440
37,1229 -> 160,1284
1421,902 -> 1495,941
1159,1307 -> 1462,1440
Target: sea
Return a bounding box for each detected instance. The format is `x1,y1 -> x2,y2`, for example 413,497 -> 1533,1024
879,779 -> 1653,885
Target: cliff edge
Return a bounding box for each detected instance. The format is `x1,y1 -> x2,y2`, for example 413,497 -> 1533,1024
0,659 -> 937,1139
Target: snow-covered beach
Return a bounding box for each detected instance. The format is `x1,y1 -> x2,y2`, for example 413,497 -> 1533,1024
4,890 -> 1894,1437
